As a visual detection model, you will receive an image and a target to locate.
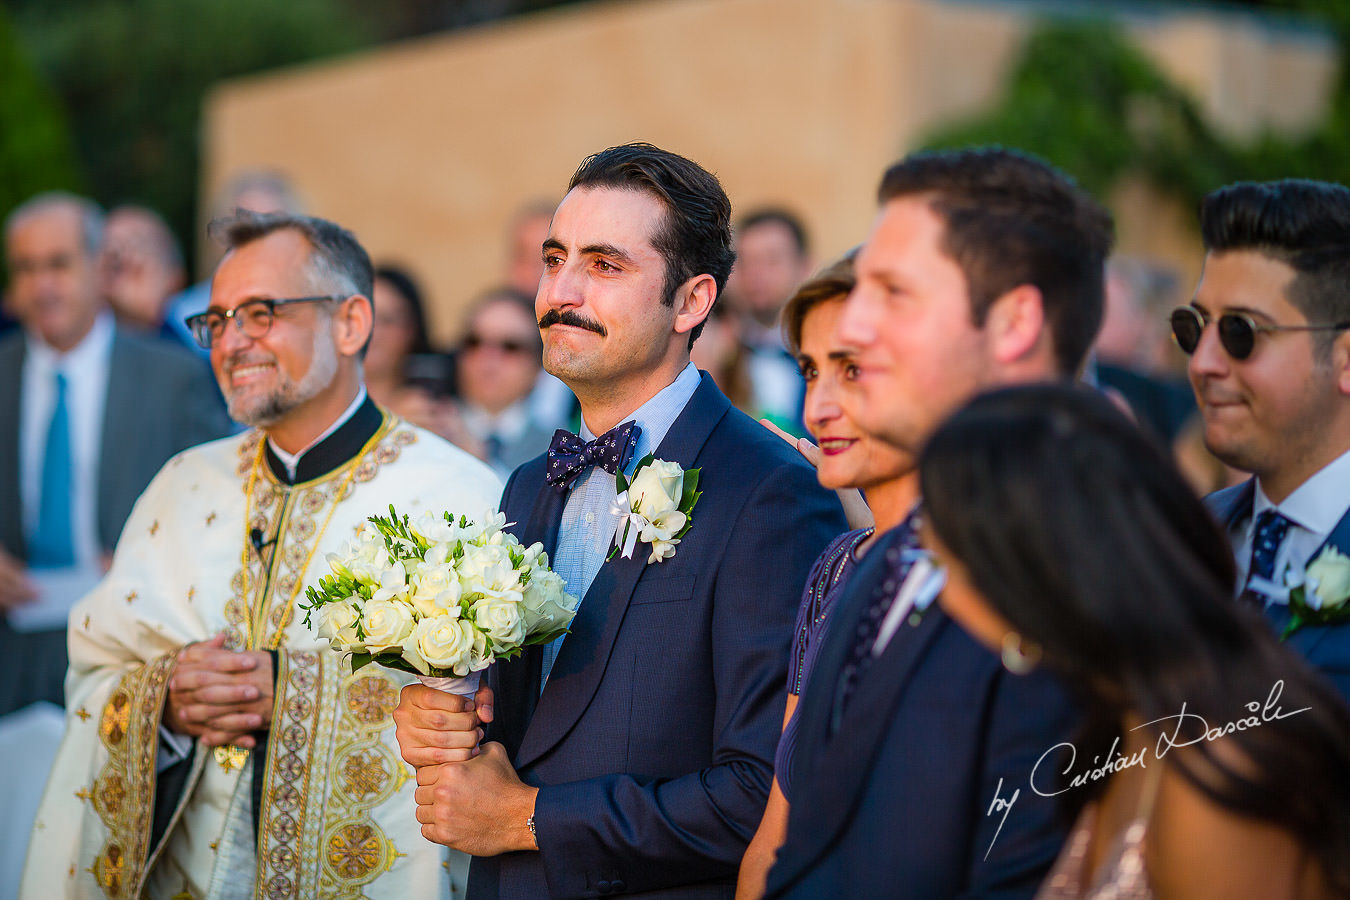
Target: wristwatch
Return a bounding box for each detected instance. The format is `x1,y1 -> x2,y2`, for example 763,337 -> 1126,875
526,814 -> 537,844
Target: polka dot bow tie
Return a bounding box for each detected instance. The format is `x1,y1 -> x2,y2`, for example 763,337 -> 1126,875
545,421 -> 641,493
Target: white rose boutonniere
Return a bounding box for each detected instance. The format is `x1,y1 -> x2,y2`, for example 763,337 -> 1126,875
609,454 -> 702,565
1284,546 -> 1350,640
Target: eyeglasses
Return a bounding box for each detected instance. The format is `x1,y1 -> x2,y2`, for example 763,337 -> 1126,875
1169,305 -> 1350,361
185,296 -> 340,349
461,333 -> 533,355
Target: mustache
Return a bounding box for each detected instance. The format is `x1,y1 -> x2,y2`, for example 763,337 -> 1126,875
538,308 -> 606,337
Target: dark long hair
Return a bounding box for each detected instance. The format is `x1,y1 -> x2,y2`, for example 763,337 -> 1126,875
919,384 -> 1350,891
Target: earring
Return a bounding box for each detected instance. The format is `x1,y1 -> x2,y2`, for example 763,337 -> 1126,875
1000,631 -> 1042,675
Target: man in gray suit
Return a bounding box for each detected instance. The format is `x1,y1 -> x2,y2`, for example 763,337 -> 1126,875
0,192 -> 231,715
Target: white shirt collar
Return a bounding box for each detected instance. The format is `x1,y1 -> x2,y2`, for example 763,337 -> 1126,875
1254,445 -> 1350,537
25,311 -> 115,376
267,386 -> 368,480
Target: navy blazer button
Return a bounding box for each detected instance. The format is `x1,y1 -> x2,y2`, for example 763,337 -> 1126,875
597,880 -> 612,893
611,880 -> 626,892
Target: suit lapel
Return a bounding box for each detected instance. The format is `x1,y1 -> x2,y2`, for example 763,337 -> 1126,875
98,330 -> 138,551
514,374 -> 729,769
0,337 -> 25,559
1207,478 -> 1255,532
777,596 -> 950,887
494,466 -> 567,759
1284,504 -> 1350,658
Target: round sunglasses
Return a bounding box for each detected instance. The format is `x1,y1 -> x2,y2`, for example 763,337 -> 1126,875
1169,305 -> 1350,360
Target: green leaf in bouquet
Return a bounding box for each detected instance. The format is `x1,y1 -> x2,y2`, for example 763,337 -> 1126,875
349,651 -> 374,673
525,626 -> 572,646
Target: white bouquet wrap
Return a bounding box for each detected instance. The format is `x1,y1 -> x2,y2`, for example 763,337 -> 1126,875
303,505 -> 579,699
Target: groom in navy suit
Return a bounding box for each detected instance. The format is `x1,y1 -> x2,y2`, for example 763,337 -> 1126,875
394,143 -> 845,897
1180,179 -> 1350,705
766,149 -> 1111,897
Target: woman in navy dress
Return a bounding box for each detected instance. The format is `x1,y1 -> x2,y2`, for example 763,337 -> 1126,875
736,255 -> 916,899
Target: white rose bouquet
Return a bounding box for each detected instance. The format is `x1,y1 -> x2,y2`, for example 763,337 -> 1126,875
301,505 -> 578,697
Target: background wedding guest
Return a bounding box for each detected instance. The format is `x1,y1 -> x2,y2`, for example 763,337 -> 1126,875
1091,256 -> 1194,442
1185,179 -> 1350,705
98,203 -> 188,337
767,147 -> 1109,898
451,287 -> 552,477
725,208 -> 813,432
922,384 -> 1350,899
736,253 -> 913,899
689,299 -> 755,413
0,191 -> 230,716
366,264 -> 436,403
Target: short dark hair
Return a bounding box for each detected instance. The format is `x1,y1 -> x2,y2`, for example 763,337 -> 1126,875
1201,179 -> 1350,356
878,147 -> 1113,375
568,142 -> 735,345
782,250 -> 857,354
738,207 -> 810,259
209,209 -> 373,301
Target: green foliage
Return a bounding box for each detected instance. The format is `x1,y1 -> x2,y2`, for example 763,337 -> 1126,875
921,15 -> 1350,218
10,0 -> 376,264
0,7 -> 83,246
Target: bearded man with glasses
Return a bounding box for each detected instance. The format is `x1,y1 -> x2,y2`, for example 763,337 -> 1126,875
24,210 -> 502,898
1179,178 -> 1350,706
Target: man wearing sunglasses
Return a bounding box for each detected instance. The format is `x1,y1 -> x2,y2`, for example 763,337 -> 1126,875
24,210 -> 501,898
1181,179 -> 1350,705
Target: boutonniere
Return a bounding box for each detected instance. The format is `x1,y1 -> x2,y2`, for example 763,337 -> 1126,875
608,455 -> 702,565
1282,546 -> 1350,640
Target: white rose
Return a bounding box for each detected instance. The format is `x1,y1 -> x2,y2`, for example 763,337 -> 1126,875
522,571 -> 577,635
404,617 -> 485,676
1306,547 -> 1350,611
628,460 -> 684,518
411,556 -> 463,618
361,597 -> 416,652
316,597 -> 363,648
472,595 -> 526,648
647,538 -> 679,565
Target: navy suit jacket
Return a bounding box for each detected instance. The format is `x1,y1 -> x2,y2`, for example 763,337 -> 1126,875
469,374 -> 846,899
765,528 -> 1079,898
1208,480 -> 1350,705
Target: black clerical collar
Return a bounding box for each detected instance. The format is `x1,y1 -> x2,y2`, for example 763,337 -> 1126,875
263,395 -> 384,485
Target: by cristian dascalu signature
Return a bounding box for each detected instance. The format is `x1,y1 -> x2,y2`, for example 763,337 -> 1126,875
982,679 -> 1310,859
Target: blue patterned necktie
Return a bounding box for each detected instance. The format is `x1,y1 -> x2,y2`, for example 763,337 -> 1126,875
1244,509 -> 1291,604
31,372 -> 75,568
545,421 -> 640,493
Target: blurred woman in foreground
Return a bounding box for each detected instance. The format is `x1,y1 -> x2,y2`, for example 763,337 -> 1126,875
920,384 -> 1350,899
735,255 -> 914,899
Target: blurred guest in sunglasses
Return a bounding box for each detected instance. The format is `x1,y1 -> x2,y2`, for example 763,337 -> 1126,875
453,287 -> 552,476
1180,179 -> 1350,705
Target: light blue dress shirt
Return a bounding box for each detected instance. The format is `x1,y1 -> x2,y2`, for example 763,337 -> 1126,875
541,363 -> 702,683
